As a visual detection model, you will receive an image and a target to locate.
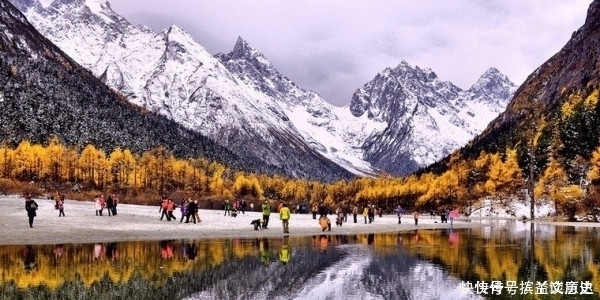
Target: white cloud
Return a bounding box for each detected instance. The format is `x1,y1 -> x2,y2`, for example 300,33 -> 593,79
109,0 -> 592,106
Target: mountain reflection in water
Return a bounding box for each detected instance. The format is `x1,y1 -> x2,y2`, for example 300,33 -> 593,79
1,221 -> 599,299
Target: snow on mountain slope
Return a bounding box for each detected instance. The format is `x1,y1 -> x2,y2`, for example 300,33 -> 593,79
350,62 -> 516,174
11,0 -> 516,177
216,37 -> 383,176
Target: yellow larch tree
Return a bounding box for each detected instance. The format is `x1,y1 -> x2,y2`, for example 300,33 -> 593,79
0,143 -> 14,178
45,136 -> 67,181
587,145 -> 600,187
535,156 -> 569,211
12,140 -> 35,180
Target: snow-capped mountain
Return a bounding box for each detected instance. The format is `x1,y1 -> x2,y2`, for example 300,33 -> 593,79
350,62 -> 517,174
10,0 -> 516,177
216,37 -> 383,176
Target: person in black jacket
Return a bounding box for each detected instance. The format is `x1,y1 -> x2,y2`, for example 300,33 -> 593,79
185,198 -> 198,224
106,195 -> 114,216
24,193 -> 38,228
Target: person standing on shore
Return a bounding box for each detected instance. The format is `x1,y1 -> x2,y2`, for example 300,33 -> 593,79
24,193 -> 38,228
362,205 -> 369,224
395,205 -> 404,224
413,210 -> 419,225
194,199 -> 201,222
179,199 -> 188,223
95,195 -> 103,216
223,199 -> 231,216
241,199 -> 247,214
311,204 -> 318,219
58,195 -> 65,217
112,194 -> 119,216
261,200 -> 271,229
106,195 -> 114,216
449,208 -> 459,228
352,205 -> 358,223
279,202 -> 291,234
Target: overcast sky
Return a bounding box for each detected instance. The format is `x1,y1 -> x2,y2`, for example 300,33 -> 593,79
109,0 -> 592,106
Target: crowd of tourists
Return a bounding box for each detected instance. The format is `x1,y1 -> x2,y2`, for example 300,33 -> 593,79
93,193 -> 120,216
159,196 -> 202,223
22,192 -> 460,233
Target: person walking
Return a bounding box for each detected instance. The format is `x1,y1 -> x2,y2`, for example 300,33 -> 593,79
261,200 -> 271,229
395,205 -> 404,224
167,198 -> 177,221
159,196 -> 169,221
58,196 -> 65,217
185,198 -> 198,224
413,210 -> 419,225
24,193 -> 38,228
279,202 -> 291,234
179,199 -> 188,223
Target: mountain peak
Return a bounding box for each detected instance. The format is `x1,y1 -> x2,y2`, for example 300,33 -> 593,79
230,36 -> 266,61
165,24 -> 188,36
468,67 -> 516,102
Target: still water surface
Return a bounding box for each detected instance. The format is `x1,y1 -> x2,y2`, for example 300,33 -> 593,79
1,220 -> 599,299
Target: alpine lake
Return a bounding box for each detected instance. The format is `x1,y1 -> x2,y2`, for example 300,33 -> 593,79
1,220 -> 599,300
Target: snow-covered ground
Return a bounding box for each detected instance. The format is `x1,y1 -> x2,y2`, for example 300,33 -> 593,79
0,195 -> 483,245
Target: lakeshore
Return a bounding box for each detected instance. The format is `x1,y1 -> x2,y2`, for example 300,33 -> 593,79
1,195 -> 589,246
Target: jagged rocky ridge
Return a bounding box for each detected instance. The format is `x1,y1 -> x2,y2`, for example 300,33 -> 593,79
350,62 -> 516,174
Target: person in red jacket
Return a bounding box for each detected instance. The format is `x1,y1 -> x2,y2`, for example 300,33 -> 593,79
167,198 -> 177,221
159,196 -> 169,221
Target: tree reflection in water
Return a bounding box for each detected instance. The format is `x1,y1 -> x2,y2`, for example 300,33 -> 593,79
0,222 -> 599,299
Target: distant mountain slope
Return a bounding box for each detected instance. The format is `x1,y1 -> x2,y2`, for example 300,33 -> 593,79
0,0 -> 281,176
10,0 -> 516,178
